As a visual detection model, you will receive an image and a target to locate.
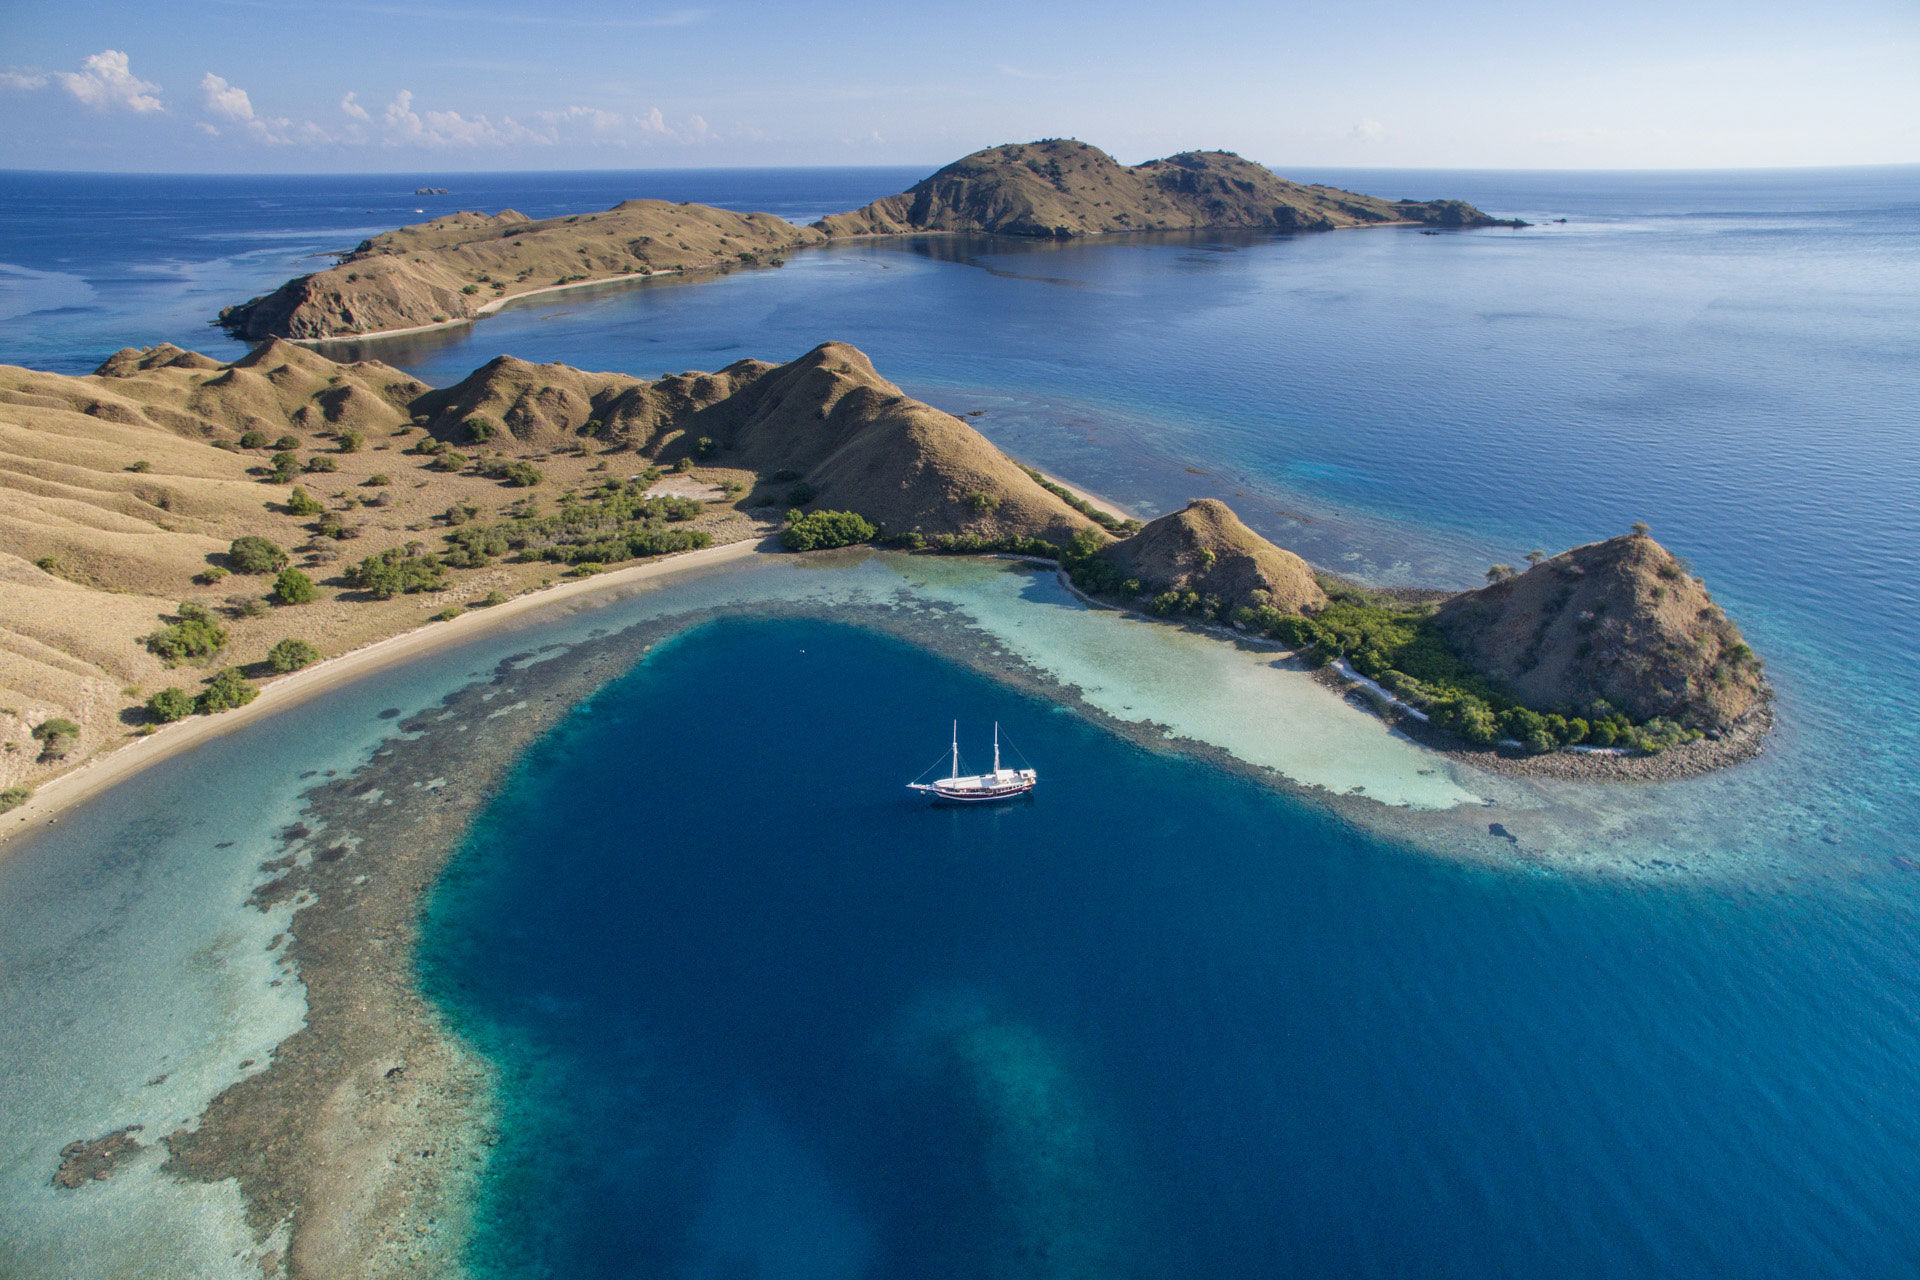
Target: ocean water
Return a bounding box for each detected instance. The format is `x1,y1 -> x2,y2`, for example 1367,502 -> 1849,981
422,616 -> 1920,1278
3,164 -> 1920,1276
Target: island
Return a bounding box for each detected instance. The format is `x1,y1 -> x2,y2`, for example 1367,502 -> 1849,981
217,138 -> 1519,343
815,138 -> 1523,238
0,338 -> 1766,819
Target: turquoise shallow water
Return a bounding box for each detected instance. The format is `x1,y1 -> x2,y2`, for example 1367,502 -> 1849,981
3,165 -> 1919,1275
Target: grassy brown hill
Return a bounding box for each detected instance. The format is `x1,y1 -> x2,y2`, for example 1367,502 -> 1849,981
413,342 -> 1102,543
1095,499 -> 1326,615
1432,533 -> 1767,731
218,201 -> 825,341
816,139 -> 1519,239
0,339 -> 1097,796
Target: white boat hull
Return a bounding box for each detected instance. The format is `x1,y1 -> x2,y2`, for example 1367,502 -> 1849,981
909,768 -> 1037,804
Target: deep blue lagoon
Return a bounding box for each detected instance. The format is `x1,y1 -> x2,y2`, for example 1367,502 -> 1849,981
424,618 -> 1920,1278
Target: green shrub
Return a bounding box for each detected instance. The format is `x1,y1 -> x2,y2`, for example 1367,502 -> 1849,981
464,416 -> 497,443
781,509 -> 876,552
965,491 -> 1002,514
274,568 -> 317,605
228,536 -> 289,575
194,566 -> 230,586
145,604 -> 229,664
344,546 -> 446,598
784,481 -> 817,507
274,434 -> 300,451
286,486 -> 324,516
195,668 -> 258,714
479,458 -> 544,487
480,589 -> 508,606
303,455 -> 338,473
32,719 -> 79,761
267,637 -> 320,672
239,430 -> 270,449
566,562 -> 604,577
269,451 -> 301,483
337,429 -> 365,453
145,687 -> 195,722
693,436 -> 718,460
432,450 -> 469,473
431,606 -> 463,622
0,784 -> 30,814
128,460 -> 151,473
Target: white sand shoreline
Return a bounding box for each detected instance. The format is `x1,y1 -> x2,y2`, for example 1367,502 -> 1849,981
295,269 -> 685,346
0,537 -> 767,846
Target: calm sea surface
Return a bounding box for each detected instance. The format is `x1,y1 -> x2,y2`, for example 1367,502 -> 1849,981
3,164 -> 1919,1276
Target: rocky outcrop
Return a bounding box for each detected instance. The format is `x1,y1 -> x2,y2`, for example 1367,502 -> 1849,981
816,139 -> 1521,239
1432,533 -> 1768,731
1097,499 -> 1326,614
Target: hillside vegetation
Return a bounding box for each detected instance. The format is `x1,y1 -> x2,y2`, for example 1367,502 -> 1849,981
816,139 -> 1520,239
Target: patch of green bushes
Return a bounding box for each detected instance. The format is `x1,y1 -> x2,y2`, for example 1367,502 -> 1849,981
781,509 -> 876,552
267,638 -> 320,672
145,603 -> 229,664
443,481 -> 706,568
285,486 -> 324,516
344,545 -> 446,598
274,568 -> 317,605
228,536 -> 289,575
479,458 -> 543,487
145,687 -> 195,722
0,784 -> 30,814
196,669 -> 257,714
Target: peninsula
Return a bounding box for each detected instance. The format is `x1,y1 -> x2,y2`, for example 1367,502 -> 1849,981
217,139 -> 1519,343
1,339 -> 1764,815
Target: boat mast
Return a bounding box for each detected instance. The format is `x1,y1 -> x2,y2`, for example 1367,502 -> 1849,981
994,722 -> 1001,773
951,720 -> 959,782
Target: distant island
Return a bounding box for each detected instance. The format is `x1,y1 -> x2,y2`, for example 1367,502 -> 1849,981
0,336 -> 1765,816
816,138 -> 1524,238
217,138 -> 1521,343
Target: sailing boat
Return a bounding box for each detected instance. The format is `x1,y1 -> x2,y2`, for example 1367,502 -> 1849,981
908,722 -> 1037,803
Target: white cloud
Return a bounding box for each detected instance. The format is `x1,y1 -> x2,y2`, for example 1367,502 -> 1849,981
340,91 -> 371,121
537,105 -> 627,132
380,88 -> 544,147
197,72 -> 333,145
55,50 -> 163,113
201,72 -> 255,122
638,107 -> 669,134
1350,119 -> 1387,144
0,69 -> 50,91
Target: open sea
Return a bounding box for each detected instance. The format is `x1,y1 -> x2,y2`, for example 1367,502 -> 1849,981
2,163 -> 1919,1278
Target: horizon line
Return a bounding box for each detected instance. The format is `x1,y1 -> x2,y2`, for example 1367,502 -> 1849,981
4,159 -> 1919,180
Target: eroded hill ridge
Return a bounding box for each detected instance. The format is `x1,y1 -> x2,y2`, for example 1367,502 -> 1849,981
219,139 -> 1518,342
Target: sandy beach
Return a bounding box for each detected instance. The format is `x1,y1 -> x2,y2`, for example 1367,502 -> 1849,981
295,269 -> 685,346
0,536 -> 768,848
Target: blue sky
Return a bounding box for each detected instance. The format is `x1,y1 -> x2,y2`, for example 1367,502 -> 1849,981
2,0 -> 1915,172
